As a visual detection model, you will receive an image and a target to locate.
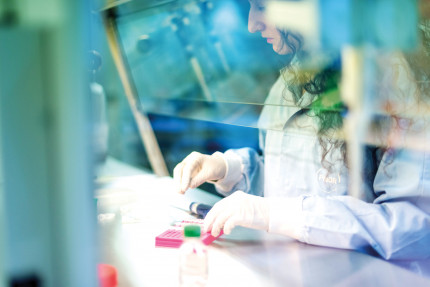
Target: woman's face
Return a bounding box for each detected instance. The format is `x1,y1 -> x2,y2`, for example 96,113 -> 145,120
248,0 -> 300,55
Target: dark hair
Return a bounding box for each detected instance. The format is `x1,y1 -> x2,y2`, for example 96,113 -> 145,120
279,31 -> 346,170
404,20 -> 430,99
277,18 -> 430,174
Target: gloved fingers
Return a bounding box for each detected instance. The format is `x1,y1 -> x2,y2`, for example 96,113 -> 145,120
208,203 -> 234,237
190,157 -> 225,188
174,152 -> 203,193
189,170 -> 210,189
204,190 -> 244,231
223,215 -> 241,235
180,157 -> 202,193
211,192 -> 248,235
203,200 -> 224,234
182,151 -> 203,163
209,215 -> 228,237
173,162 -> 185,194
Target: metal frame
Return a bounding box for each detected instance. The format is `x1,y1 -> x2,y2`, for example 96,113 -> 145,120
102,7 -> 169,176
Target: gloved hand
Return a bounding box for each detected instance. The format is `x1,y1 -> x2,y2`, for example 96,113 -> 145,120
204,190 -> 270,237
173,151 -> 227,194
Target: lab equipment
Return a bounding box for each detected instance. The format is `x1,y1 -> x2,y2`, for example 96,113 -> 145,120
189,202 -> 213,218
155,219 -> 222,248
89,50 -> 109,164
179,225 -> 208,287
155,229 -> 184,248
98,264 -> 118,287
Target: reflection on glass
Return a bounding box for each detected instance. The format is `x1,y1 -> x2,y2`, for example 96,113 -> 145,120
114,0 -> 294,139
117,0 -> 284,106
114,0 -> 430,141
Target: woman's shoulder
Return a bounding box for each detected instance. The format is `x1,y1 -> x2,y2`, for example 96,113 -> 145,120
258,75 -> 302,131
264,75 -> 291,105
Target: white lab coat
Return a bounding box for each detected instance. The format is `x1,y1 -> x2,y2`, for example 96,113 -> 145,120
214,53 -> 430,266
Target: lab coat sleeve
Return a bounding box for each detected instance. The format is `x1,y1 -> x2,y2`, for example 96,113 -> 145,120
268,149 -> 430,260
214,148 -> 264,197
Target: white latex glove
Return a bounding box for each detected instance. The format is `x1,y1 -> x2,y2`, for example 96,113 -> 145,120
204,190 -> 270,237
173,151 -> 227,194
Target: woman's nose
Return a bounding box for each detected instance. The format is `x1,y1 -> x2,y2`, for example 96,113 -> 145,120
248,10 -> 265,33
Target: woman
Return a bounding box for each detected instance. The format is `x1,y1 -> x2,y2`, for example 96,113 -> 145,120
174,0 -> 430,263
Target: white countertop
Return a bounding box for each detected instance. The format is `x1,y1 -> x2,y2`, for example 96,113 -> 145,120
95,158 -> 430,287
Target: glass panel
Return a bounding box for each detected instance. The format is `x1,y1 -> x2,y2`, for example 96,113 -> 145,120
115,0 -> 291,131
112,0 -> 430,145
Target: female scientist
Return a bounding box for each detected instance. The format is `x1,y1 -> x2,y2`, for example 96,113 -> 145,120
174,0 -> 430,261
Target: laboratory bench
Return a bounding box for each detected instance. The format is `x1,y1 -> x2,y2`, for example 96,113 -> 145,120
95,157 -> 430,287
